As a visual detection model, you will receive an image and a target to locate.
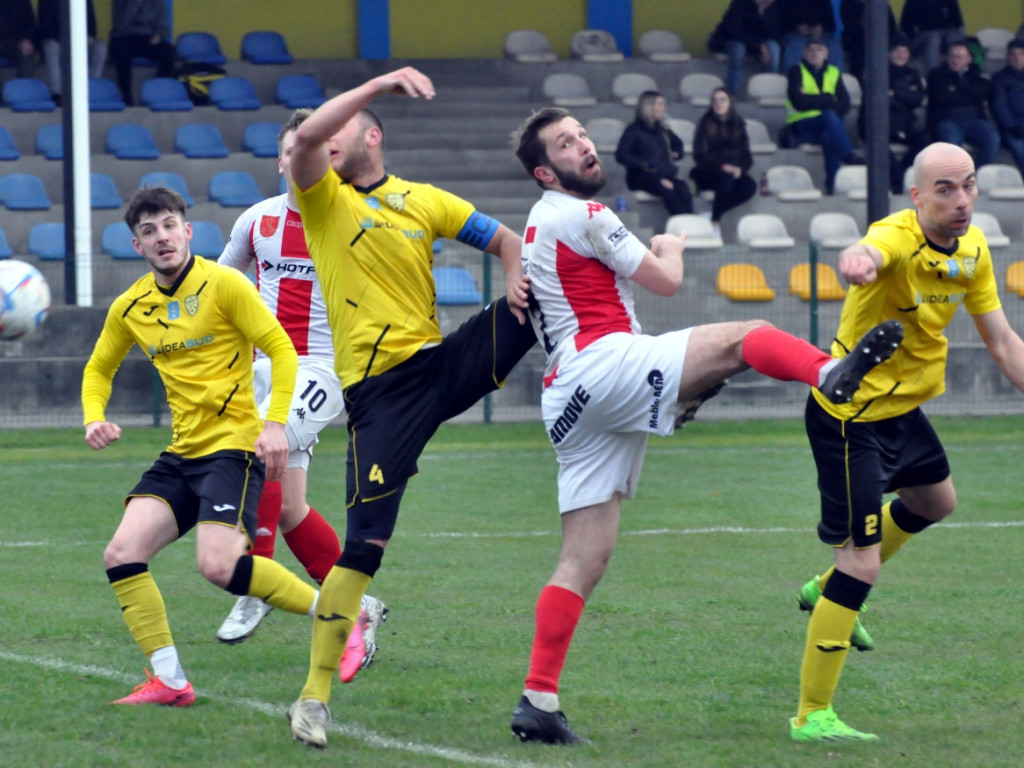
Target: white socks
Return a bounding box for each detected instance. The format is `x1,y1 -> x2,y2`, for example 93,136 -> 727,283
150,646 -> 187,689
524,689 -> 560,713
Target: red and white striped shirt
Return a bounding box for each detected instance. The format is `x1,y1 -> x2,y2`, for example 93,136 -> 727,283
522,190 -> 648,377
219,194 -> 333,363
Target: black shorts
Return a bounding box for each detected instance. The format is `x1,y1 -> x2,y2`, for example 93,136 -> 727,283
127,450 -> 265,544
805,395 -> 951,547
342,297 -> 536,541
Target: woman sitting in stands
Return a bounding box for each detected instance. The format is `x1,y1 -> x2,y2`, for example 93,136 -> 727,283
689,88 -> 758,238
614,90 -> 693,216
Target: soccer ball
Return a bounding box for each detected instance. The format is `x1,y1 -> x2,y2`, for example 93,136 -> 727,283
0,260 -> 51,341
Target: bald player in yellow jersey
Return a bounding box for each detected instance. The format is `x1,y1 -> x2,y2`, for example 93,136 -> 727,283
282,67 -> 537,748
790,143 -> 1024,742
83,187 -> 321,707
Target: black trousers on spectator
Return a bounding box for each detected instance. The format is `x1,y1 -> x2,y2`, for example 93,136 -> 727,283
0,39 -> 36,78
108,34 -> 176,105
626,170 -> 693,216
689,167 -> 757,222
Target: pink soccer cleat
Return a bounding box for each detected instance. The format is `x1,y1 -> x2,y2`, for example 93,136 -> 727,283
338,611 -> 367,684
111,670 -> 195,706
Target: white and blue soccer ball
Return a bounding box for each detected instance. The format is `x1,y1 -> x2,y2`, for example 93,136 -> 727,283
0,259 -> 51,340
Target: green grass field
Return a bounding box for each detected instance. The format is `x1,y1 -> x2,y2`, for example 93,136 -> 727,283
2,417 -> 1023,767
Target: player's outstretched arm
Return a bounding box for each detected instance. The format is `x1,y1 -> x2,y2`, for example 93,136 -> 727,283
838,243 -> 883,285
85,420 -> 122,450
974,309 -> 1024,393
291,67 -> 435,192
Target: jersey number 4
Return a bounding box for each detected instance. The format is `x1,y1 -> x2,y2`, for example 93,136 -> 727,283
368,464 -> 385,485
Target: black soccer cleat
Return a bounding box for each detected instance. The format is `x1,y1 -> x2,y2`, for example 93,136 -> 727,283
675,379 -> 729,429
820,320 -> 903,404
510,695 -> 587,745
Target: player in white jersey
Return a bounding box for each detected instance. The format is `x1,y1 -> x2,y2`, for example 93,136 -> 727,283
506,107 -> 903,744
217,110 -> 387,679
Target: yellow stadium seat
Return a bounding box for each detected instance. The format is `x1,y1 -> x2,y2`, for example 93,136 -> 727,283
789,263 -> 847,301
716,263 -> 775,301
1005,261 -> 1024,295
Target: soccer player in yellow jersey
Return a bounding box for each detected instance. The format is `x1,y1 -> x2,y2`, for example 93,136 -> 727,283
282,67 -> 536,748
791,142 -> 1024,742
82,187 -> 321,706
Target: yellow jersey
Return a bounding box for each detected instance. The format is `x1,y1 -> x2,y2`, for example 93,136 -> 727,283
296,170 -> 481,388
82,255 -> 297,457
812,208 -> 1001,421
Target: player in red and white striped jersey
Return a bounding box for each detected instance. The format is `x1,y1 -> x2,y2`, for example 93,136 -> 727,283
217,112 -> 387,676
506,107 -> 902,744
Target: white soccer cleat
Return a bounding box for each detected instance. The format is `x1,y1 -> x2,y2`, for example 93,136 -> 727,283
359,595 -> 389,669
288,698 -> 331,749
216,595 -> 273,644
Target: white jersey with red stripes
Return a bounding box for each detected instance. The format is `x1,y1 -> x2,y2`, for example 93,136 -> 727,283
219,194 -> 333,363
521,190 -> 649,377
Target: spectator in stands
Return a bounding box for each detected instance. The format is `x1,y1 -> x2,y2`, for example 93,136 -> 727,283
706,0 -> 782,96
785,37 -> 864,195
899,0 -> 964,74
777,0 -> 843,74
107,0 -> 176,106
839,0 -> 898,83
36,0 -> 107,107
0,0 -> 37,79
689,88 -> 757,237
990,39 -> 1024,174
614,90 -> 693,216
926,40 -> 999,169
858,34 -> 928,193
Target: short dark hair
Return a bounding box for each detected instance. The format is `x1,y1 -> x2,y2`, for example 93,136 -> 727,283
124,186 -> 188,232
1008,38 -> 1024,53
513,107 -> 571,187
361,107 -> 384,135
278,107 -> 314,153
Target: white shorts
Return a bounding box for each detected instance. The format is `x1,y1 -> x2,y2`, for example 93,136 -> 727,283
253,356 -> 344,470
542,330 -> 692,513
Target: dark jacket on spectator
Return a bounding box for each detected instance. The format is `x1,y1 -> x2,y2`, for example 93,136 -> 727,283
708,0 -> 781,55
786,60 -> 851,118
36,0 -> 98,43
926,62 -> 992,130
0,0 -> 36,44
991,65 -> 1024,133
614,120 -> 683,184
110,0 -> 170,40
776,0 -> 837,37
840,0 -> 897,76
691,114 -> 754,173
899,0 -> 963,37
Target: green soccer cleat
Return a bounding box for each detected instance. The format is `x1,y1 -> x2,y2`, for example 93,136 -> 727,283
797,575 -> 875,652
790,706 -> 879,742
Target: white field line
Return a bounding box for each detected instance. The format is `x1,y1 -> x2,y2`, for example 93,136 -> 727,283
4,519 -> 1024,549
0,651 -> 556,768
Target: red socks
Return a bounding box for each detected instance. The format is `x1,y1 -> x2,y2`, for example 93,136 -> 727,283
524,585 -> 585,693
282,507 -> 341,585
741,326 -> 830,388
251,480 -> 282,559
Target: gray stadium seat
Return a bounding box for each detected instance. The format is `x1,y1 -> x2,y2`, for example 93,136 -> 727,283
503,30 -> 557,63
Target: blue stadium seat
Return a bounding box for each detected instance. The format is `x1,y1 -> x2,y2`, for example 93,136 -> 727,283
28,222 -> 66,260
241,31 -> 294,64
102,222 -> 140,260
90,173 -> 123,209
174,123 -> 229,158
2,78 -> 57,112
242,122 -> 282,157
0,126 -> 20,160
138,171 -> 194,206
0,227 -> 13,259
35,125 -> 63,160
189,220 -> 226,257
141,77 -> 194,111
0,174 -> 53,210
208,76 -> 261,110
175,32 -> 227,65
209,171 -> 263,207
433,267 -> 482,305
276,74 -> 326,108
89,78 -> 126,111
106,124 -> 160,159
